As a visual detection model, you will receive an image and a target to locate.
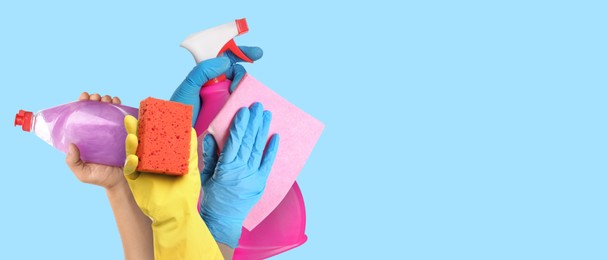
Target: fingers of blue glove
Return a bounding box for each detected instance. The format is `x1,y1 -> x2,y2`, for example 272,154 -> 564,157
224,46 -> 262,93
221,107 -> 250,163
171,57 -> 230,125
259,134 -> 279,175
172,57 -> 230,103
249,110 -> 272,169
237,102 -> 264,163
225,46 -> 263,63
186,57 -> 230,87
228,64 -> 247,93
201,134 -> 219,186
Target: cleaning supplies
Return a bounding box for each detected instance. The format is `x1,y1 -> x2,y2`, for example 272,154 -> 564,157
183,20 -> 322,257
14,100 -> 138,166
136,97 -> 193,175
180,18 -> 253,136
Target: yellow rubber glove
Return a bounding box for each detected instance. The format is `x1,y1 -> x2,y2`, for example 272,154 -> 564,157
123,115 -> 223,260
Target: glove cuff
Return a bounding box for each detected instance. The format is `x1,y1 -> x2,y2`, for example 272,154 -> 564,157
151,212 -> 222,259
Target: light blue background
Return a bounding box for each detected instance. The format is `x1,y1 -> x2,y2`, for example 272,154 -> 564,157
1,1 -> 605,259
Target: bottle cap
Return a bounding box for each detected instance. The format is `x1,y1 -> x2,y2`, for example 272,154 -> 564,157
14,110 -> 33,132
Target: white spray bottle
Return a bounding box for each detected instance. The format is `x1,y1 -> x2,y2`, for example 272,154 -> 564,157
180,18 -> 252,135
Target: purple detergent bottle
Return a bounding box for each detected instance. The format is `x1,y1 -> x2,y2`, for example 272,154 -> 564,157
14,100 -> 139,166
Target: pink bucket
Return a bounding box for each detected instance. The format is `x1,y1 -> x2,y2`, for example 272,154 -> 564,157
234,182 -> 308,259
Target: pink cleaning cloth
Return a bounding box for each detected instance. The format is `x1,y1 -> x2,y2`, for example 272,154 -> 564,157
205,74 -> 324,230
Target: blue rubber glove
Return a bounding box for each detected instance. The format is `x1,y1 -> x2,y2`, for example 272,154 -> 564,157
201,102 -> 280,248
170,46 -> 264,126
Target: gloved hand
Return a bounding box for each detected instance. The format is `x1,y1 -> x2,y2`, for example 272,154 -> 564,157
123,115 -> 223,260
200,102 -> 280,248
170,46 -> 263,126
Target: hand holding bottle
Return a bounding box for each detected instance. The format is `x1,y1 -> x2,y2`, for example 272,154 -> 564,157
170,46 -> 263,126
65,92 -> 155,260
65,92 -> 125,190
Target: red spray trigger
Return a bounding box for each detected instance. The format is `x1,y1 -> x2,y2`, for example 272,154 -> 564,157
202,19 -> 253,87
219,18 -> 252,63
220,39 -> 253,63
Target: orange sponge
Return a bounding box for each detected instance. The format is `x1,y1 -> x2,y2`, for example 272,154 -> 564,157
136,97 -> 192,175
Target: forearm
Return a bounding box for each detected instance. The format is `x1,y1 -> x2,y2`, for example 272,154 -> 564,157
218,243 -> 234,260
106,181 -> 154,260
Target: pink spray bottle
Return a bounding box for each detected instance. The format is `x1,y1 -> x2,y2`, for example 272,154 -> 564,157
182,19 -> 308,259
180,18 -> 253,135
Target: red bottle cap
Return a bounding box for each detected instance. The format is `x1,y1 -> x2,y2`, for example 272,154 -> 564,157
14,110 -> 33,132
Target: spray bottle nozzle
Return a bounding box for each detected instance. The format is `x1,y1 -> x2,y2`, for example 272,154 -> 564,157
229,18 -> 252,62
236,18 -> 249,35
181,18 -> 253,64
181,18 -> 254,87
